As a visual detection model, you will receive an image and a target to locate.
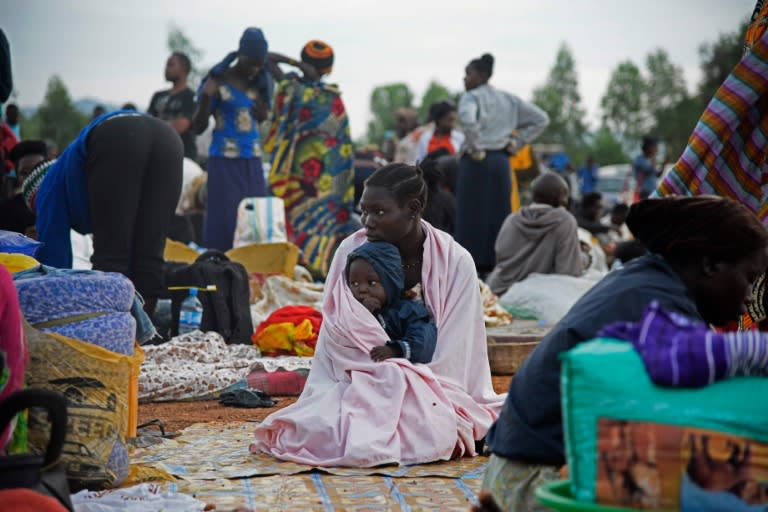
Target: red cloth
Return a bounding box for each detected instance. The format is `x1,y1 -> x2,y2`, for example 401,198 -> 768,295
247,370 -> 307,396
1,123 -> 18,173
0,265 -> 26,451
252,305 -> 323,356
0,489 -> 68,511
427,133 -> 457,156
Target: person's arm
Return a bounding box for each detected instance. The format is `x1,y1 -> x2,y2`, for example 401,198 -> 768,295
168,90 -> 195,135
413,129 -> 431,164
168,117 -> 192,134
35,189 -> 73,269
386,303 -> 437,364
452,130 -> 466,154
147,92 -> 159,117
458,93 -> 480,152
252,96 -> 269,124
192,77 -> 219,135
268,52 -> 320,82
511,96 -> 549,148
266,52 -> 288,82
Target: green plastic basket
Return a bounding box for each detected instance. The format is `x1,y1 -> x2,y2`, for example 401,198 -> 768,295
536,480 -> 636,512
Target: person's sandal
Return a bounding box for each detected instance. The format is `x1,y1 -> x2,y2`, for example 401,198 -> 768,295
219,389 -> 277,408
136,418 -> 180,439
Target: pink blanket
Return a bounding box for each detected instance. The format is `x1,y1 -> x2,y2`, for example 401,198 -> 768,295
251,222 -> 505,466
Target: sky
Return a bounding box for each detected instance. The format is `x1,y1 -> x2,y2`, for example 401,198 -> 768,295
4,0 -> 756,139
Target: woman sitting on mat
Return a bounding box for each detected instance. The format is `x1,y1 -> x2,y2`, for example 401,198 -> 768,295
252,162 -> 504,467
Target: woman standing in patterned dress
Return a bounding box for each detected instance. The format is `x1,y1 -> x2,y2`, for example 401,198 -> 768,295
264,41 -> 358,277
193,27 -> 273,251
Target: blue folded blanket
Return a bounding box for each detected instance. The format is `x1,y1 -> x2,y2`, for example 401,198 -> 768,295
14,267 -> 137,355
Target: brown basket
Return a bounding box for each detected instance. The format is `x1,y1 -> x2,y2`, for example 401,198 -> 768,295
486,322 -> 549,375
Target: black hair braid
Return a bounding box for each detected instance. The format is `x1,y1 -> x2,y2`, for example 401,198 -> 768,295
365,163 -> 428,210
418,157 -> 442,193
469,53 -> 495,78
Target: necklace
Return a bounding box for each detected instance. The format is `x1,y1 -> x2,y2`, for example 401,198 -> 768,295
401,259 -> 422,270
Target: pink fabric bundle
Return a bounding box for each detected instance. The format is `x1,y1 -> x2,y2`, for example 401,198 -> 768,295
251,222 -> 505,466
0,265 -> 27,452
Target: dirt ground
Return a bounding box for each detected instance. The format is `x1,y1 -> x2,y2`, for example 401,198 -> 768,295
138,376 -> 513,433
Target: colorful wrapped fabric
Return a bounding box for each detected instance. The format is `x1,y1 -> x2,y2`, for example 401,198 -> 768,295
745,0 -> 768,51
252,305 -> 322,356
265,77 -> 359,277
654,30 -> 768,225
0,265 -> 28,454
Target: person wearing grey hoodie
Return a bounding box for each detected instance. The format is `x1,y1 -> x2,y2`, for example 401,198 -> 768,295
485,172 -> 588,296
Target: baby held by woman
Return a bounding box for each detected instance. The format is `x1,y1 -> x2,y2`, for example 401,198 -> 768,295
345,241 -> 436,363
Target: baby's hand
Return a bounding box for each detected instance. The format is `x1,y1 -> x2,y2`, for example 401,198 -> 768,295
370,345 -> 398,362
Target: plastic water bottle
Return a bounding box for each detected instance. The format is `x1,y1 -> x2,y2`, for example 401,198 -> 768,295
178,288 -> 203,335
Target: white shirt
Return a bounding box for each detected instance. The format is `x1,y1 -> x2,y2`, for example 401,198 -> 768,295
458,84 -> 549,151
413,129 -> 466,164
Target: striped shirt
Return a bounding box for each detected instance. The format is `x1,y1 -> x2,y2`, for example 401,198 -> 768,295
654,30 -> 768,226
601,302 -> 768,387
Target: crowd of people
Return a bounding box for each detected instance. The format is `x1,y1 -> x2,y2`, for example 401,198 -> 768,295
2,6 -> 768,510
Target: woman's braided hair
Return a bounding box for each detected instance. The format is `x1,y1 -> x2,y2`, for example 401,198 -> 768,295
365,163 -> 428,210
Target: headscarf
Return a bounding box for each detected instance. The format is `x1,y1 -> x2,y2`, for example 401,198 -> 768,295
21,158 -> 55,211
238,27 -> 268,61
301,40 -> 334,75
346,241 -> 404,309
626,196 -> 768,263
200,27 -> 274,108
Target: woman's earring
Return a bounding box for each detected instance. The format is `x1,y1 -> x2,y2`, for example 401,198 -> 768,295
410,215 -> 416,220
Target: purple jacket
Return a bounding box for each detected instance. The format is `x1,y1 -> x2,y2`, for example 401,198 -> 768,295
601,302 -> 768,388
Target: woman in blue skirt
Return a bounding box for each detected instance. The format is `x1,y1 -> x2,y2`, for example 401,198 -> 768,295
193,27 -> 273,251
456,53 -> 549,274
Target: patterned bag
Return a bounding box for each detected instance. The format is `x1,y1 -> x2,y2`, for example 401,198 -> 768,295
233,196 -> 287,248
25,322 -> 143,491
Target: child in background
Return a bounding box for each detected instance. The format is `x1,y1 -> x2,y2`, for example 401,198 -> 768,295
345,241 -> 437,364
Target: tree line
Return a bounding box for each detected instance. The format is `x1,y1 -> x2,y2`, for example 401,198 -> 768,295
18,24 -> 204,151
18,20 -> 746,166
366,18 -> 748,166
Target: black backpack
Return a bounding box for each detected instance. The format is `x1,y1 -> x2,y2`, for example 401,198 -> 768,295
167,250 -> 253,344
